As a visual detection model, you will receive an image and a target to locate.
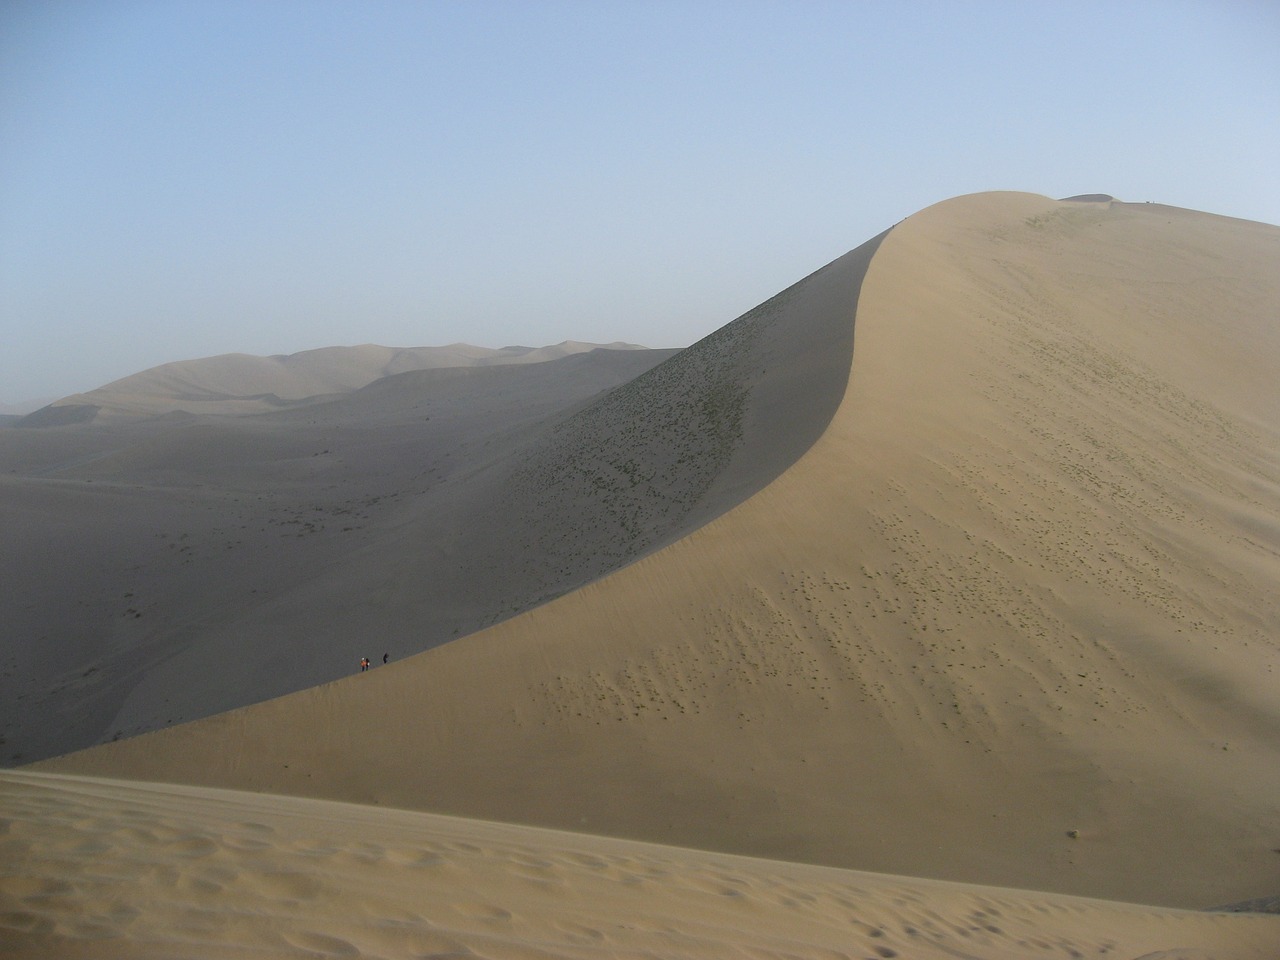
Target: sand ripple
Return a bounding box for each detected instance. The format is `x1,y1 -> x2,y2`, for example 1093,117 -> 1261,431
2,770 -> 1276,959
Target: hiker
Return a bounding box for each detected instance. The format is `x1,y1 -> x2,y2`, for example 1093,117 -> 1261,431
360,657 -> 370,672
383,653 -> 389,664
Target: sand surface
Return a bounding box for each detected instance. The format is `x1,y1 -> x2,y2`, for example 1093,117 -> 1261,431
3,770 -> 1276,959
1,346 -> 680,763
9,191 -> 1280,953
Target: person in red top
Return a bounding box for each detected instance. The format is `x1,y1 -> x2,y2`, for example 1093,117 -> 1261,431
360,657 -> 370,672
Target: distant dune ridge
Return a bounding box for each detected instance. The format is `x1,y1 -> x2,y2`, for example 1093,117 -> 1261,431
6,191 -> 1280,957
17,340 -> 650,422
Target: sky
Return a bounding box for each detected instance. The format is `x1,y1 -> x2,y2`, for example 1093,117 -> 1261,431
2,1 -> 1278,407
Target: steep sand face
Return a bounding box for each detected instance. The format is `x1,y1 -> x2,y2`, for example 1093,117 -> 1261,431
38,193 -> 1280,908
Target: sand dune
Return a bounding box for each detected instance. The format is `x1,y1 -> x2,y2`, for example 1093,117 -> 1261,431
3,770 -> 1275,959
9,192 -> 1280,957
31,192 -> 1280,918
20,340 -> 649,422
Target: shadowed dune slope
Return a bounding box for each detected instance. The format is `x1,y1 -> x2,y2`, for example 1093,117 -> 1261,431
1,349 -> 678,764
4,348 -> 706,759
38,193 -> 1280,910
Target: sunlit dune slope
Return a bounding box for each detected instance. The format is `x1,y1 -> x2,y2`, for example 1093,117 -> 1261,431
39,192 -> 1280,909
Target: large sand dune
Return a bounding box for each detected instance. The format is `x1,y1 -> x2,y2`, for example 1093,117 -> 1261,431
8,191 -> 1280,955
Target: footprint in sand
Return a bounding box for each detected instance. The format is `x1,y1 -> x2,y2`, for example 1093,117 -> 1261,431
67,816 -> 113,835
252,871 -> 325,901
678,872 -> 754,900
563,852 -> 610,871
509,855 -> 564,886
0,910 -> 54,935
281,930 -> 360,957
331,841 -> 386,865
176,874 -> 224,895
115,826 -> 159,844
113,807 -> 154,823
384,847 -> 447,867
8,877 -> 73,901
441,840 -> 482,854
555,921 -> 606,944
453,902 -> 513,923
403,930 -> 476,958
71,837 -> 114,856
509,852 -> 553,868
62,918 -> 126,941
167,836 -> 220,858
290,840 -> 342,857
104,903 -> 141,924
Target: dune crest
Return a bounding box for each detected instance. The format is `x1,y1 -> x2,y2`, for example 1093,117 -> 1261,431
33,193 -> 1280,912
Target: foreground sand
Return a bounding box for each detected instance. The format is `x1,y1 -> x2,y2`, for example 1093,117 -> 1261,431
3,770 -> 1276,960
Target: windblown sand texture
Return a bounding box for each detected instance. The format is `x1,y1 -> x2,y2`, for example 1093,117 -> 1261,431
8,191 -> 1280,956
4,770 -> 1277,959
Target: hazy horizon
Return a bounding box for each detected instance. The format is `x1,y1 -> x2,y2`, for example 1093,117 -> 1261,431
3,1 -> 1278,405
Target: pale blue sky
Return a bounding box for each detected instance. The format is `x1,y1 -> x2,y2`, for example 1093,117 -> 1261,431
2,1 -> 1277,405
